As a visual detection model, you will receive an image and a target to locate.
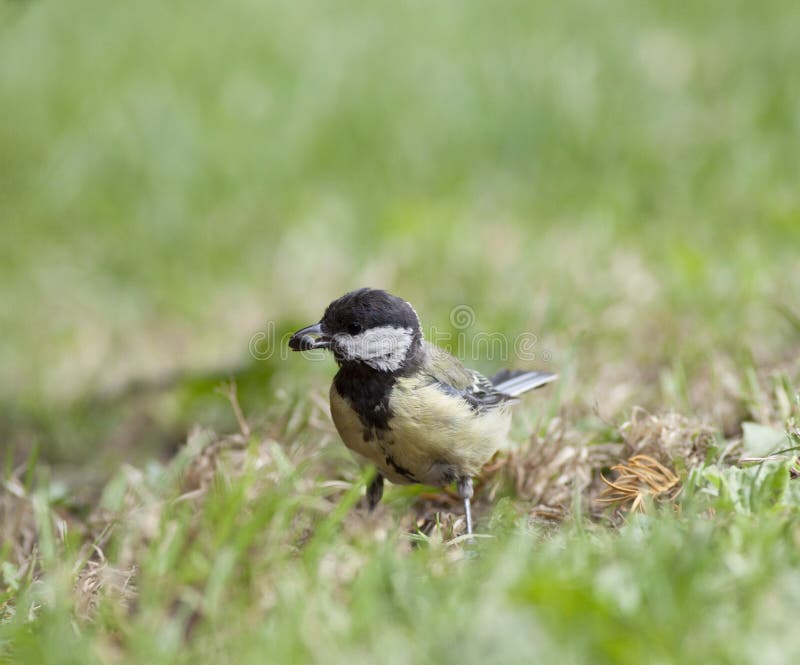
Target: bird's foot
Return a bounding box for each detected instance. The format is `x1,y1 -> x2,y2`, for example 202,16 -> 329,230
457,476 -> 474,539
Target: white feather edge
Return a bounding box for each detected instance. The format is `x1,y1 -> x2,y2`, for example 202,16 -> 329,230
493,371 -> 558,397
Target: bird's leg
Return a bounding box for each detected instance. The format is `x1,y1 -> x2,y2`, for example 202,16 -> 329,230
367,472 -> 384,512
457,476 -> 474,536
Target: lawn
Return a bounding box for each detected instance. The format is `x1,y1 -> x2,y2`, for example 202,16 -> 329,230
1,0 -> 800,663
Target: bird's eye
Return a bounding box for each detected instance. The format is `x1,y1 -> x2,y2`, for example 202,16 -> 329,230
347,322 -> 363,335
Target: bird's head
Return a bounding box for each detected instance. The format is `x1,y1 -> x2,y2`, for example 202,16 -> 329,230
289,288 -> 422,372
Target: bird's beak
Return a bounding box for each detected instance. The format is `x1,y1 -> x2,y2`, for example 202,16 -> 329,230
288,322 -> 331,351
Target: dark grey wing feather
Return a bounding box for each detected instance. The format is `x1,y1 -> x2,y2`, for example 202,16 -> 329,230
489,369 -> 528,385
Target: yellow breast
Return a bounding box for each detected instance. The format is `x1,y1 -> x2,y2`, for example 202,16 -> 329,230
329,376 -> 511,486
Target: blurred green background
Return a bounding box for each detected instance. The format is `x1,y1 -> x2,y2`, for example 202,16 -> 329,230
1,0 -> 799,465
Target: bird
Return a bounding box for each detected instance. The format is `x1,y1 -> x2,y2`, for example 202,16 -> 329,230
288,288 -> 556,535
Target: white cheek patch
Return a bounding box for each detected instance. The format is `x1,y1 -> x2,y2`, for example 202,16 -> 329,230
334,326 -> 414,371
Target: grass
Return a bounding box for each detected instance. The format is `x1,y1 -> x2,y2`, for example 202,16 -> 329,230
2,0 -> 800,662
2,393 -> 800,665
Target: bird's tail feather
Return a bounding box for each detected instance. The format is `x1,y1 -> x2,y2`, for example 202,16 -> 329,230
491,370 -> 557,397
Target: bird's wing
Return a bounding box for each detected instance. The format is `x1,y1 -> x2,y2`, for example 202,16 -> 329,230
420,342 -> 512,413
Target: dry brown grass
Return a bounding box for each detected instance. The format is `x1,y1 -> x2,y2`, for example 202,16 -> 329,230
73,550 -> 137,622
619,407 -> 717,464
0,473 -> 37,571
492,407 -> 719,520
597,454 -> 680,513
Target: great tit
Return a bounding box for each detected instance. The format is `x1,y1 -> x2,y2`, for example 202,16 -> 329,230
289,288 -> 556,534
